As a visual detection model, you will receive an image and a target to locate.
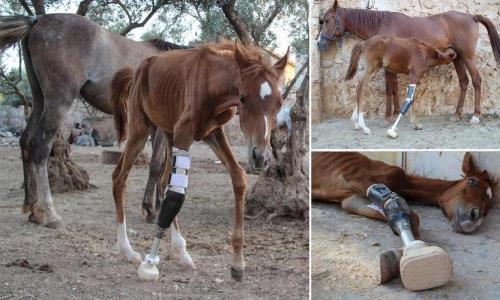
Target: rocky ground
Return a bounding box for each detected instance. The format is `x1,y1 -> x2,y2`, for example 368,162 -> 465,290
311,114 -> 500,149
311,202 -> 500,299
0,145 -> 309,299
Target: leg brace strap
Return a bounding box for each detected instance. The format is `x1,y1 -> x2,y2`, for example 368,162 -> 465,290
367,184 -> 412,236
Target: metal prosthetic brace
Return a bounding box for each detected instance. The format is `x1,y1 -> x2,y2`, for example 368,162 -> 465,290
138,147 -> 190,280
367,183 -> 452,291
367,184 -> 415,246
387,84 -> 416,138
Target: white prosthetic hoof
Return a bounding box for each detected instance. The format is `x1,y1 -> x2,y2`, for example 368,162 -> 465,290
387,128 -> 398,139
137,261 -> 159,281
400,241 -> 452,291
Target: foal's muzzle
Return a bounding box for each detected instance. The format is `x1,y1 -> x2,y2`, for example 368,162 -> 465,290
451,206 -> 483,234
251,147 -> 271,171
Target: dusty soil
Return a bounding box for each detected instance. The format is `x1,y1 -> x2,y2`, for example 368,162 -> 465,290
312,114 -> 500,149
311,202 -> 500,299
0,145 -> 308,299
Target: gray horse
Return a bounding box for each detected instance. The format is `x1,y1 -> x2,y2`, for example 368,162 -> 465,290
0,13 -> 186,228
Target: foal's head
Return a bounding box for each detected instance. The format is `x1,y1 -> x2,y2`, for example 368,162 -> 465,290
432,47 -> 457,65
439,153 -> 493,233
234,44 -> 289,171
318,0 -> 344,51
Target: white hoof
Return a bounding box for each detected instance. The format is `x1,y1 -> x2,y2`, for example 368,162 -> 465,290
469,115 -> 480,125
137,261 -> 159,281
178,252 -> 196,271
354,123 -> 360,130
362,127 -> 372,135
387,128 -> 398,139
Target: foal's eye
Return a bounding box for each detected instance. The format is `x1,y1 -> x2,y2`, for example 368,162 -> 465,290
240,95 -> 247,104
467,178 -> 477,187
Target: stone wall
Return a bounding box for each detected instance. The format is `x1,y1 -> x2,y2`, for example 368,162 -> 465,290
311,0 -> 499,122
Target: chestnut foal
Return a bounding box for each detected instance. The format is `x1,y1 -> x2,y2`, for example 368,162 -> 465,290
110,42 -> 288,281
345,35 -> 457,138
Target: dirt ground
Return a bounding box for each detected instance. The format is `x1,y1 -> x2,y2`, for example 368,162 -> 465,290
0,145 -> 309,299
311,114 -> 500,149
311,202 -> 500,299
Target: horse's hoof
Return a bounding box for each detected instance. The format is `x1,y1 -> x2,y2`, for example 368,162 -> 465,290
127,250 -> 143,266
414,124 -> 423,130
449,115 -> 461,122
363,128 -> 372,135
45,219 -> 63,229
469,115 -> 480,125
28,212 -> 41,224
231,266 -> 244,282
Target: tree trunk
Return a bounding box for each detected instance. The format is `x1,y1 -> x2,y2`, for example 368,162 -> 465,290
245,72 -> 309,220
47,130 -> 89,193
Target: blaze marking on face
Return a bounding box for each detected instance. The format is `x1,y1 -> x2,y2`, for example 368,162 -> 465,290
487,187 -> 492,199
264,115 -> 269,140
260,81 -> 272,100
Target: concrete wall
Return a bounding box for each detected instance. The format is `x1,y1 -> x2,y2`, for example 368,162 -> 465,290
311,0 -> 500,122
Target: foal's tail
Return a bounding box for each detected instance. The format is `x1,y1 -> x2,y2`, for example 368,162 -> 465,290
111,67 -> 134,144
473,15 -> 500,65
345,43 -> 363,80
0,15 -> 37,52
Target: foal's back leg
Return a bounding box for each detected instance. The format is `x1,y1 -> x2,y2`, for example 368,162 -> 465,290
355,64 -> 378,135
112,119 -> 150,264
384,70 -> 400,121
142,126 -> 167,223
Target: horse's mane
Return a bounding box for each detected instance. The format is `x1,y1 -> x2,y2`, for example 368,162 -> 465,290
339,8 -> 392,36
197,41 -> 278,78
147,38 -> 192,51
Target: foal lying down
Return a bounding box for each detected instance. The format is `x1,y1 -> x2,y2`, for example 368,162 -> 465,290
345,35 -> 457,138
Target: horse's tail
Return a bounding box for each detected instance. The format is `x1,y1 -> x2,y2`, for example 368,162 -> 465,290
111,67 -> 134,144
473,15 -> 500,65
0,15 -> 37,53
345,43 -> 363,80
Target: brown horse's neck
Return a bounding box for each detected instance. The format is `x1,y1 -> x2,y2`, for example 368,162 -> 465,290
339,8 -> 393,40
396,174 -> 460,206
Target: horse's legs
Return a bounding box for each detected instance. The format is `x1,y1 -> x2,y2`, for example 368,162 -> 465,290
463,58 -> 482,124
22,89 -> 76,228
340,194 -> 421,239
204,127 -> 247,282
170,217 -> 195,270
142,126 -> 167,223
20,40 -> 46,223
112,121 -> 150,264
450,58 -> 469,122
138,117 -> 194,280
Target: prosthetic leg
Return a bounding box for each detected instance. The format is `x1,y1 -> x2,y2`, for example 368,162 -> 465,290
137,147 -> 190,281
367,184 -> 452,291
387,84 -> 415,138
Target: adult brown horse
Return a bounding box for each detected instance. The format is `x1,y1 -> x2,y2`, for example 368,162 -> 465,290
318,0 -> 500,124
110,42 -> 288,281
0,14 -> 189,228
312,152 -> 493,234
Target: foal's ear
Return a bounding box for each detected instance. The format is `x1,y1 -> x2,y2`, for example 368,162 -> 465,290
234,43 -> 251,70
462,152 -> 478,175
274,47 -> 290,77
333,0 -> 339,10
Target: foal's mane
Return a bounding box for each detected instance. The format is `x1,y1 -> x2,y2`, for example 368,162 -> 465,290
198,41 -> 279,78
147,38 -> 192,51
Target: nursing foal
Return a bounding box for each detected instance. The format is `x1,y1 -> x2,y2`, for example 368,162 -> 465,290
111,42 -> 288,281
345,35 -> 456,137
